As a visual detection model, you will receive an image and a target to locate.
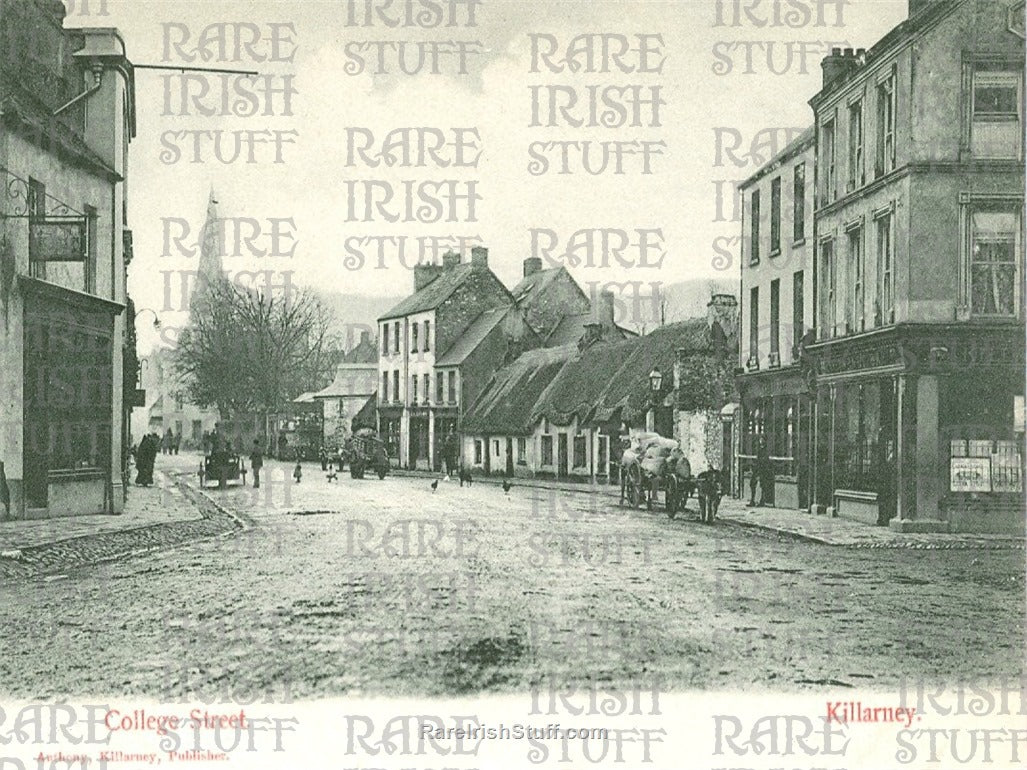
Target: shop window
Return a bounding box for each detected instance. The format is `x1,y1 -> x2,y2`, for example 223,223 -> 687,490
541,435 -> 553,466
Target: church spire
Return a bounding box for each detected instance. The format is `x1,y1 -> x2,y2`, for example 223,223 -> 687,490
191,188 -> 225,317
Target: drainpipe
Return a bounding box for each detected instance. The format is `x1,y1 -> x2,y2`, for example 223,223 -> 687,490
54,63 -> 104,117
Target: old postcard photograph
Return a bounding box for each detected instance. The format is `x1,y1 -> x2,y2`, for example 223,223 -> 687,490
0,0 -> 1024,768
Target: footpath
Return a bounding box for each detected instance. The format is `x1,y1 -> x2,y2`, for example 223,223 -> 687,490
0,470 -> 243,580
390,467 -> 1025,550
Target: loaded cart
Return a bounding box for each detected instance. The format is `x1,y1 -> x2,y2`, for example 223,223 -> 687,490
343,429 -> 390,480
619,432 -> 695,517
199,450 -> 247,488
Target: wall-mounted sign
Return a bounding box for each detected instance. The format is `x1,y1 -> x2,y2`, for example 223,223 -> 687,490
29,218 -> 86,262
950,457 -> 991,493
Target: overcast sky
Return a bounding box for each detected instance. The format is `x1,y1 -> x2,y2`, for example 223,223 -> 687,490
68,0 -> 909,351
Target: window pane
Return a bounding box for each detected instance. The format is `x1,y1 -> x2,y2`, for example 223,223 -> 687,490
971,264 -> 1015,315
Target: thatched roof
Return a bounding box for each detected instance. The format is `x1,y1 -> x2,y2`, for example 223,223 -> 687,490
532,319 -> 717,427
461,345 -> 577,435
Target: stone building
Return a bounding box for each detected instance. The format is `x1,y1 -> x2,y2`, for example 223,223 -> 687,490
806,0 -> 1025,532
736,129 -> 816,509
376,246 -> 536,470
0,4 -> 135,517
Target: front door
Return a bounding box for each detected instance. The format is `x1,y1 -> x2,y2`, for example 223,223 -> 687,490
505,437 -> 514,475
557,434 -> 568,477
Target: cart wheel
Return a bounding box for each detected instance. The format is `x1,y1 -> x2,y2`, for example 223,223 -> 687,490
666,475 -> 679,519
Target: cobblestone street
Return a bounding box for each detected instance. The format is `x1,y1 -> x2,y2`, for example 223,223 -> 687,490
0,457 -> 1023,700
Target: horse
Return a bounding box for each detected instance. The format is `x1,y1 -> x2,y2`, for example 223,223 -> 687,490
696,468 -> 724,523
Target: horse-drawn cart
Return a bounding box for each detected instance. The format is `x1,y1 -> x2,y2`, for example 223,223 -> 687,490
619,433 -> 695,517
198,451 -> 247,488
343,429 -> 390,480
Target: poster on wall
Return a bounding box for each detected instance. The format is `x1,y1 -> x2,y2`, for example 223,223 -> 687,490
950,456 -> 992,493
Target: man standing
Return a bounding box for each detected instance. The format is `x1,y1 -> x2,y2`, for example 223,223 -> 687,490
748,436 -> 772,507
249,439 -> 264,489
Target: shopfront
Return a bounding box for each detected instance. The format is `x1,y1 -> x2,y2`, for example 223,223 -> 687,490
21,278 -> 122,516
807,324 -> 1025,533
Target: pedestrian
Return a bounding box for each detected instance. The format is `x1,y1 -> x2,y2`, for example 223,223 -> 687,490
293,461 -> 302,484
173,432 -> 181,455
748,436 -> 772,507
162,428 -> 173,455
319,445 -> 328,471
136,433 -> 157,486
444,430 -> 458,476
249,439 -> 263,489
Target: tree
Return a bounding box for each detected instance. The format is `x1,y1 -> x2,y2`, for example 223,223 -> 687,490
173,278 -> 338,436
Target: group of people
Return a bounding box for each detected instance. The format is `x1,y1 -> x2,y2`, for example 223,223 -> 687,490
161,428 -> 180,455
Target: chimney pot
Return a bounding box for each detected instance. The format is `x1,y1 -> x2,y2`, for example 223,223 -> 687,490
843,47 -> 854,57
441,251 -> 461,269
523,257 -> 543,278
471,246 -> 489,270
831,47 -> 842,56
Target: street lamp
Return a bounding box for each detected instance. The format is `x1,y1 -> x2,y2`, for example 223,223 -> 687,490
135,307 -> 161,330
648,367 -> 663,395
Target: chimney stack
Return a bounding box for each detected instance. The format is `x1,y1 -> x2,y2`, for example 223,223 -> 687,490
597,289 -> 616,330
820,47 -> 861,90
413,263 -> 443,292
442,250 -> 461,269
471,246 -> 489,270
707,294 -> 738,336
523,257 -> 543,278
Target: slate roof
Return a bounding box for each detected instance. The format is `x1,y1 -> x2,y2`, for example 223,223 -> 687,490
437,306 -> 512,366
351,394 -> 377,430
532,319 -> 715,427
0,79 -> 119,180
461,345 -> 578,435
511,267 -> 564,306
378,263 -> 474,321
313,364 -> 377,398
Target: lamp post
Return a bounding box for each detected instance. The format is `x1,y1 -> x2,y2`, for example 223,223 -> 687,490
648,367 -> 665,434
